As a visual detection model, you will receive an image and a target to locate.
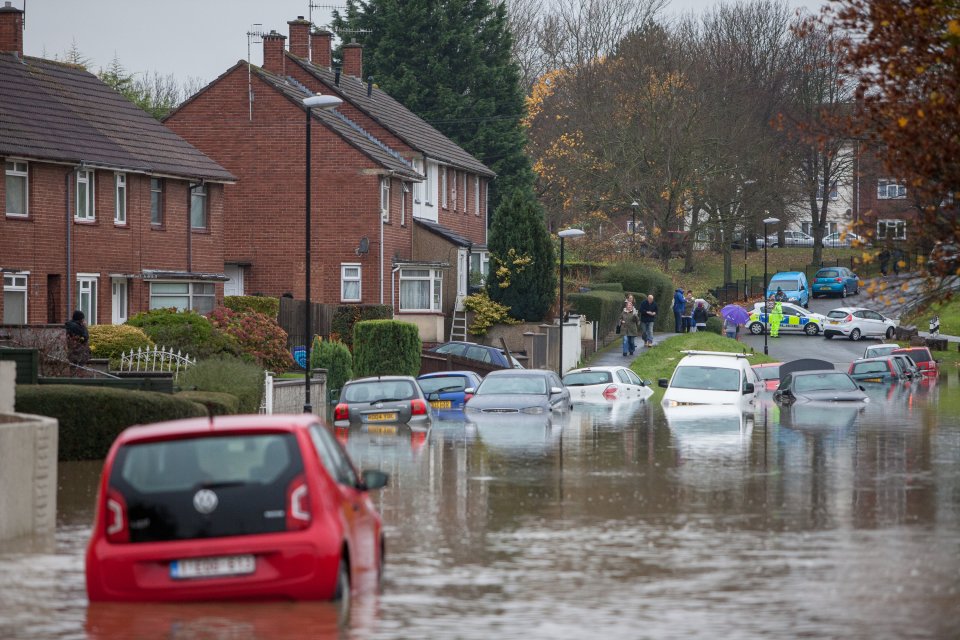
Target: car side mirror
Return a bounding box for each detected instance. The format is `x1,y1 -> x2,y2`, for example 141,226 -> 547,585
360,469 -> 389,491
744,382 -> 755,394
641,379 -> 651,387
550,386 -> 563,395
464,387 -> 475,394
859,385 -> 866,391
658,378 -> 669,388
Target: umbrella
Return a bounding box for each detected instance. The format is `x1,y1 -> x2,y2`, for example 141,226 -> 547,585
720,304 -> 750,325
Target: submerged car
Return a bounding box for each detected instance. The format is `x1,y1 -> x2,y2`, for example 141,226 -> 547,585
811,266 -> 860,298
748,301 -> 825,336
848,356 -> 906,383
85,415 -> 388,602
334,376 -> 432,430
892,346 -> 940,376
751,362 -> 783,390
562,366 -> 652,403
417,371 -> 483,413
427,341 -> 524,368
823,307 -> 897,341
774,370 -> 868,404
658,350 -> 758,407
863,344 -> 899,359
464,369 -> 571,415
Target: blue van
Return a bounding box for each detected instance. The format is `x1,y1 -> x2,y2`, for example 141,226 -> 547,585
766,271 -> 810,308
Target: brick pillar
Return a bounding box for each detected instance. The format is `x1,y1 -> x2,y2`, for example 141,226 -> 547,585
0,2 -> 24,56
311,29 -> 332,68
262,31 -> 286,75
287,16 -> 310,59
342,41 -> 362,77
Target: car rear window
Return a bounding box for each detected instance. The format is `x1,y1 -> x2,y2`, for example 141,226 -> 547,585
418,376 -> 467,394
562,371 -> 613,386
671,366 -> 740,392
852,362 -> 888,374
827,310 -> 849,319
752,366 -> 780,381
477,375 -> 547,395
895,348 -> 931,363
109,433 -> 303,542
343,379 -> 417,402
817,270 -> 839,278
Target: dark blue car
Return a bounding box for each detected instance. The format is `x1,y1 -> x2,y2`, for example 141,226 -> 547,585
427,341 -> 524,369
417,371 -> 484,414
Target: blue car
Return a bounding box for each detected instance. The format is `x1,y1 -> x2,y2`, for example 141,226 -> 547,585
766,271 -> 810,308
417,371 -> 484,414
427,341 -> 524,369
812,267 -> 860,298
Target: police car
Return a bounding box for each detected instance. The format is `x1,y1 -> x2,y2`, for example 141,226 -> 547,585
747,302 -> 826,336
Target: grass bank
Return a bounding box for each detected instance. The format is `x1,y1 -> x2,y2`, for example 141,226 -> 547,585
895,341 -> 960,369
902,298 -> 960,336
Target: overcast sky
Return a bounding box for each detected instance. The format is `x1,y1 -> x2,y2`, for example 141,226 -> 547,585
22,0 -> 827,84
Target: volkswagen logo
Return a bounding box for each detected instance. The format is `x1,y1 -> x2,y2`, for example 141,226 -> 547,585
193,489 -> 218,514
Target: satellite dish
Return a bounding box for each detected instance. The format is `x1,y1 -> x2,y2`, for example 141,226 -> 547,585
356,237 -> 370,256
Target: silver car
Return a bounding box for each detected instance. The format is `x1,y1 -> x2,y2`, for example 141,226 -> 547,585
464,369 -> 571,415
334,376 -> 432,431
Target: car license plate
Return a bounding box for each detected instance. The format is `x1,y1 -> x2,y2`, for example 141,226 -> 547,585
367,412 -> 398,422
828,320 -> 839,325
170,554 -> 255,580
430,400 -> 452,409
820,285 -> 830,290
367,424 -> 398,435
863,377 -> 882,382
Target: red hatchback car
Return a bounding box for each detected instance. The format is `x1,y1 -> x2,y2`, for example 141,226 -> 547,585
892,347 -> 939,376
85,414 -> 388,603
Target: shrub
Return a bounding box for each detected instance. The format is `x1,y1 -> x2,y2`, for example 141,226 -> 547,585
310,336 -> 353,393
177,354 -> 265,414
128,308 -> 237,359
15,384 -> 207,461
597,263 -> 675,331
208,307 -> 293,372
353,320 -> 421,378
585,282 -> 624,293
567,290 -> 625,335
88,324 -> 154,361
331,304 -> 393,347
175,390 -> 241,416
705,316 -> 723,335
224,295 -> 280,318
463,291 -> 519,336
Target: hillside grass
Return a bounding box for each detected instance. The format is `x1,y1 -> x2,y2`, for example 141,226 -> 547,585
902,298 -> 960,336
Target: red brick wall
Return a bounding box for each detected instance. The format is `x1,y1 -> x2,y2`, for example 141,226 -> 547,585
437,167 -> 488,245
855,149 -> 921,240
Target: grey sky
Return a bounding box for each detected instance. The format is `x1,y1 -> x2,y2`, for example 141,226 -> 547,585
22,0 -> 826,84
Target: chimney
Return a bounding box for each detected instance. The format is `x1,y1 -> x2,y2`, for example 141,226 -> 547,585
262,30 -> 286,75
310,28 -> 332,68
342,40 -> 362,78
287,16 -> 310,59
0,1 -> 24,57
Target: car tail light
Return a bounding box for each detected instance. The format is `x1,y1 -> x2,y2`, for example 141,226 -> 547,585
602,385 -> 618,400
410,399 -> 428,416
105,488 -> 129,543
843,314 -> 853,323
334,403 -> 350,421
286,474 -> 311,531
834,277 -> 842,282
464,392 -> 473,403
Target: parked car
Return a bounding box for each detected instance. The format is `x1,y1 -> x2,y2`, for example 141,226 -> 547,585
658,350 -> 758,407
562,366 -> 652,403
863,344 -> 899,359
334,376 -> 433,431
751,362 -> 783,390
731,233 -> 766,250
767,230 -> 814,247
811,266 -> 860,298
892,346 -> 940,376
748,301 -> 825,335
416,371 -> 483,414
464,369 -> 571,415
848,357 -> 906,383
427,341 -> 524,369
774,370 -> 868,404
823,307 -> 897,341
891,353 -> 920,379
823,231 -> 870,248
766,271 -> 810,308
85,414 -> 388,602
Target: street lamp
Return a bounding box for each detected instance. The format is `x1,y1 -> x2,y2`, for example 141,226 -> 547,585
303,94 -> 343,413
630,200 -> 639,257
557,228 -> 586,374
762,215 -> 780,356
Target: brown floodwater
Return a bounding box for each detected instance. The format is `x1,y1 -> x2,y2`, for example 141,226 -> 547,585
1,375 -> 959,639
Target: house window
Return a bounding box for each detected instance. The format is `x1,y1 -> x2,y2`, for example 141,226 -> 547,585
462,171 -> 468,213
401,183 -> 408,226
341,264 -> 361,302
114,173 -> 127,224
816,180 -> 838,201
876,219 -> 906,241
474,176 -> 480,214
399,268 -> 442,312
77,275 -> 98,324
877,179 -> 906,200
149,281 -> 215,314
5,160 -> 28,217
451,170 -> 458,211
425,161 -> 436,206
469,252 -> 489,287
150,177 -> 163,225
380,178 -> 390,222
76,170 -> 95,220
2,273 -> 27,324
441,167 -> 448,208
412,159 -> 423,203
190,184 -> 207,229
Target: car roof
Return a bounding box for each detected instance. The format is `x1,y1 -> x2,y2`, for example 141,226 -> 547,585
852,356 -> 894,363
771,271 -> 804,278
893,346 -> 930,353
115,414 -> 317,446
418,371 -> 479,379
484,368 -> 551,377
676,354 -> 750,369
565,366 -> 627,374
827,306 -> 866,313
347,375 -> 418,383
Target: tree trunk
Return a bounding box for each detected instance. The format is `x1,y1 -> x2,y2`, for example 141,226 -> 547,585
682,204 -> 701,273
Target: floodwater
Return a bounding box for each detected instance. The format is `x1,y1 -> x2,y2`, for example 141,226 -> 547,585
2,375 -> 959,639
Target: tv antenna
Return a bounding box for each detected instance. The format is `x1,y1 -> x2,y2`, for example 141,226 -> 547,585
246,24 -> 265,121
308,1 -> 372,37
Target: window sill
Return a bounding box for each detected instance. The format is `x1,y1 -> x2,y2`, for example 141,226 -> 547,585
5,213 -> 30,220
114,222 -> 129,228
191,227 -> 211,235
397,310 -> 443,315
73,218 -> 97,225
151,224 -> 166,231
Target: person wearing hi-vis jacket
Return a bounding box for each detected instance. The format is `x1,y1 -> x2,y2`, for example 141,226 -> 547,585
768,297 -> 784,338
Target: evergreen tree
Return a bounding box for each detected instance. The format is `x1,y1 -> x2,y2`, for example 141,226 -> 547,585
332,0 -> 534,214
486,190 -> 556,321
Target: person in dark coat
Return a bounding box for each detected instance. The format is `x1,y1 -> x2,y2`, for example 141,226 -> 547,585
638,294 -> 658,347
682,290 -> 694,333
672,287 -> 686,334
620,300 -> 641,356
65,310 -> 90,366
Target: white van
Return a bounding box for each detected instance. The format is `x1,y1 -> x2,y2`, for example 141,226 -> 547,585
658,351 -> 758,407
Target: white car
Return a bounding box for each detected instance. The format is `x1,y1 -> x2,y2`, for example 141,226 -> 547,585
823,307 -> 898,341
766,230 -> 814,247
748,301 -> 826,336
863,344 -> 899,359
562,366 -> 652,404
823,231 -> 870,248
658,351 -> 759,407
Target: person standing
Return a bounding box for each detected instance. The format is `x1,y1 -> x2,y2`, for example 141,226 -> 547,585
64,310 -> 90,366
723,316 -> 739,340
774,286 -> 786,302
769,298 -> 783,338
638,294 -> 658,347
620,299 -> 640,356
693,301 -> 709,332
682,290 -> 694,333
879,248 -> 891,276
672,287 -> 686,334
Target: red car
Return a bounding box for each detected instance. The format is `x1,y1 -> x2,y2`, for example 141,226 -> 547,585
892,347 -> 939,376
751,362 -> 783,390
85,414 -> 388,603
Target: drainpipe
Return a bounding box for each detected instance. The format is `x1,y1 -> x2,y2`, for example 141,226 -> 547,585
380,183 -> 385,304
390,263 -> 401,315
66,162 -> 84,318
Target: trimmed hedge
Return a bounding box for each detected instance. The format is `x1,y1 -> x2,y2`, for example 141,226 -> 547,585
310,336 -> 353,393
88,324 -> 154,361
585,282 -> 624,293
597,263 -> 675,331
175,390 -> 241,416
224,295 -> 280,318
178,355 -> 265,414
15,385 -> 207,461
353,320 -> 421,378
568,290 -> 625,335
128,308 -> 238,359
705,316 -> 723,335
332,304 -> 394,347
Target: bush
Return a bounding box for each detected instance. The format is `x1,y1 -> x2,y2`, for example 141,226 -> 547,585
224,295 -> 280,318
331,304 -> 393,347
585,282 -> 624,293
175,390 -> 241,416
128,308 -> 237,359
310,336 -> 353,393
353,320 -> 421,378
567,290 -> 625,335
597,263 -> 675,331
705,316 -> 723,335
15,384 -> 207,461
463,290 -> 519,336
208,306 -> 293,372
88,324 -> 154,361
178,355 -> 265,414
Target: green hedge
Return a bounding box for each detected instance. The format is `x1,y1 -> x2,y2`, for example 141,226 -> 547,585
175,390 -> 241,416
568,290 -> 625,335
585,282 -> 624,293
15,385 -> 207,461
128,308 -> 238,359
177,355 -> 265,414
597,263 -> 675,331
311,336 -> 353,393
332,305 -> 394,347
705,316 -> 723,335
353,320 -> 421,378
88,325 -> 154,361
224,295 -> 280,318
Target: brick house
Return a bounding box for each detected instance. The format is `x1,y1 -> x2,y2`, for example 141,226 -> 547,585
0,3 -> 235,327
165,17 -> 494,341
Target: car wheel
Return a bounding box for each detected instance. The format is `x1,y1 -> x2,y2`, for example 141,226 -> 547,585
334,554 -> 351,623
886,326 -> 895,339
854,284 -> 860,294
824,332 -> 833,340
850,328 -> 862,341
804,323 -> 819,336
812,293 -> 819,299
841,286 -> 847,299
803,301 -> 809,309
749,322 -> 764,335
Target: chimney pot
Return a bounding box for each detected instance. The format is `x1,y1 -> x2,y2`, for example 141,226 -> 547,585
0,0 -> 24,57
342,41 -> 363,78
310,28 -> 332,68
262,30 -> 287,75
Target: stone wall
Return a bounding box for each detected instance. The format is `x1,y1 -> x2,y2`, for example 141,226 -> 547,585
269,372 -> 328,414
0,412 -> 58,542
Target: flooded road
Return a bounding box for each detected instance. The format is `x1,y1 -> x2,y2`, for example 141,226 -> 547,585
2,375 -> 959,639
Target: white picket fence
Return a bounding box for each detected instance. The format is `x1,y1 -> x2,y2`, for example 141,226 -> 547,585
117,346 -> 195,380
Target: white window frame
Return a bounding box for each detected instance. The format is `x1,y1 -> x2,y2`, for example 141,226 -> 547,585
3,272 -> 28,324
451,169 -> 458,211
474,176 -> 480,214
76,169 -> 95,221
401,183 -> 408,226
876,218 -> 906,241
469,251 -> 489,287
412,159 -> 423,204
340,263 -> 362,302
877,179 -> 906,200
425,161 -> 436,206
816,180 -> 838,201
5,160 -> 28,217
111,278 -> 128,324
114,173 -> 127,224
380,177 -> 390,222
149,281 -> 216,314
190,184 -> 207,229
77,274 -> 99,325
441,167 -> 448,208
462,171 -> 468,213
399,267 -> 442,312
150,177 -> 163,225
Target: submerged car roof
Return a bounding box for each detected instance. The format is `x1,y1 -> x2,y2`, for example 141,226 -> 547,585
676,351 -> 753,369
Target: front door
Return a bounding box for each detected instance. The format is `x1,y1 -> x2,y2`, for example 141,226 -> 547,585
455,248 -> 468,311
111,279 -> 127,324
224,265 -> 244,297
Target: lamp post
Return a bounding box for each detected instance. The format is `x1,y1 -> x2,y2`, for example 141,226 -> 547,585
630,200 -> 639,257
557,228 -> 586,374
303,94 -> 343,413
762,216 -> 780,355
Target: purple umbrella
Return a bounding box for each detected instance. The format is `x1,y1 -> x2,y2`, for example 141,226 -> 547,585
720,304 -> 750,325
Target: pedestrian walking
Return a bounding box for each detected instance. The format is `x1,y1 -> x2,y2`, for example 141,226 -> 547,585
682,290 -> 694,333
638,294 -> 658,347
879,248 -> 890,276
723,316 -> 739,340
672,287 -> 686,334
620,299 -> 641,356
64,310 -> 90,366
769,298 -> 783,338
693,301 -> 709,332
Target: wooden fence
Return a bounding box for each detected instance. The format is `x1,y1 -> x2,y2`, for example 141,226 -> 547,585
278,297 -> 336,350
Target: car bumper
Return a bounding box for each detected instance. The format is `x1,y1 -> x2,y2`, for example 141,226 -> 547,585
814,283 -> 844,293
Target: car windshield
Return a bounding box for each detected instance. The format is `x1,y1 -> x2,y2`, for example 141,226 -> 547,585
852,362 -> 888,374
771,280 -> 800,291
793,373 -> 858,392
418,376 -> 467,394
866,346 -> 896,357
343,380 -> 417,402
752,366 -> 780,381
827,310 -> 849,319
562,371 -> 613,386
671,366 -> 741,392
476,375 -> 547,395
817,270 -> 839,278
